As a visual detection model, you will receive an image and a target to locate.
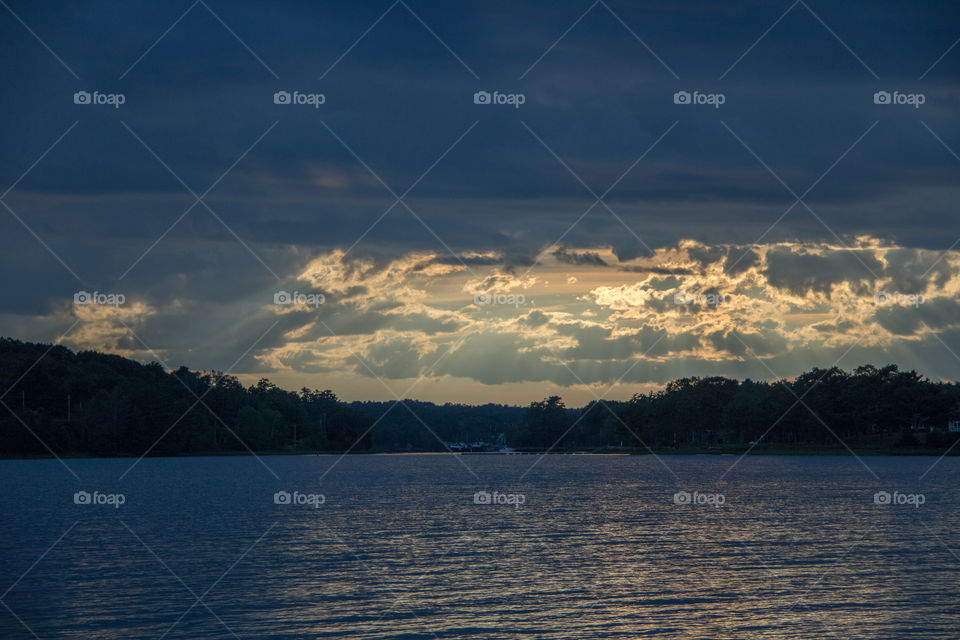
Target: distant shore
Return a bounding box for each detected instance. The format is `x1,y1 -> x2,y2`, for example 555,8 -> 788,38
2,444 -> 957,460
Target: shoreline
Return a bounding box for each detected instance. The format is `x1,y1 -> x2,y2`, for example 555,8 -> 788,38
1,446 -> 956,460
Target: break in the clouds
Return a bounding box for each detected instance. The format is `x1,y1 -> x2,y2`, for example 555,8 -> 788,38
0,0 -> 958,403
11,238 -> 960,405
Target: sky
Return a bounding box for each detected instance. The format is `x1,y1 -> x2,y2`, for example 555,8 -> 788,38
1,0 -> 959,405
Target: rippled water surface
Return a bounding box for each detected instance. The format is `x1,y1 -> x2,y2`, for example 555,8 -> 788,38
1,454 -> 957,638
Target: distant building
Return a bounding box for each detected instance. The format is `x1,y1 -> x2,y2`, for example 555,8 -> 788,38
949,420 -> 960,433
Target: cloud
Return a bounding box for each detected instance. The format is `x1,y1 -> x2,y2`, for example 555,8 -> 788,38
552,247 -> 607,266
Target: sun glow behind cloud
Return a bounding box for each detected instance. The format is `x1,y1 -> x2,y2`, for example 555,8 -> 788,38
38,236 -> 959,405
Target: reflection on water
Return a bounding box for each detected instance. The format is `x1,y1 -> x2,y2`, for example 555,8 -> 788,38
0,454 -> 957,638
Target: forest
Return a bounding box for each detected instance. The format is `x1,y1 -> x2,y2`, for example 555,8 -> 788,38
1,337 -> 958,457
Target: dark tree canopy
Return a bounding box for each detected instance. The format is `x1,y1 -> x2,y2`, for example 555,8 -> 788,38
0,337 -> 958,457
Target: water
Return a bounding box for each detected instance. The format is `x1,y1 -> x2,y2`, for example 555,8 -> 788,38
0,454 -> 957,639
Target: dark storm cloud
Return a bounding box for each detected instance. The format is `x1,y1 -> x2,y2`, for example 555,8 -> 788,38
874,298 -> 960,336
724,248 -> 760,275
619,265 -> 695,276
3,0 -> 958,245
554,324 -> 699,361
552,247 -> 607,266
763,246 -> 883,295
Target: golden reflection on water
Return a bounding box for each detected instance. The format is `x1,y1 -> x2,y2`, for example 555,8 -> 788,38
0,455 -> 955,639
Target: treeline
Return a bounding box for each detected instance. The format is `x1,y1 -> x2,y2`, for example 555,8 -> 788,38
1,337 -> 959,457
0,338 -> 371,456
349,401 -> 525,450
520,366 -> 960,451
